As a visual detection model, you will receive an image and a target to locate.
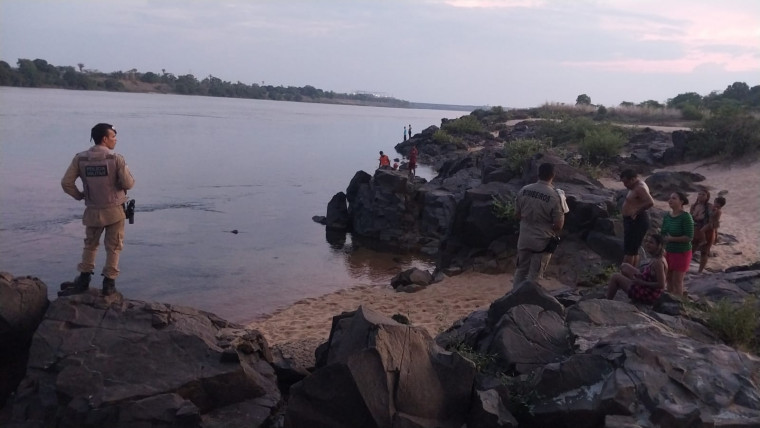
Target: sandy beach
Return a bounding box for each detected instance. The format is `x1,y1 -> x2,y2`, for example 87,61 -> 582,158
248,159 -> 760,347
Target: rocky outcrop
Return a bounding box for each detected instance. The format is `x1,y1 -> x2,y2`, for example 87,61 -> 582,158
284,306 -> 478,428
5,290 -> 280,428
645,170 -> 707,201
0,273 -> 49,407
282,278 -> 760,427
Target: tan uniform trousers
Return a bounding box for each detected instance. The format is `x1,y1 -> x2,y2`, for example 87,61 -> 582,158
513,248 -> 552,287
78,219 -> 125,279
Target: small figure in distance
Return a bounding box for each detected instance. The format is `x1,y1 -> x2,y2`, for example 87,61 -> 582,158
378,150 -> 391,169
619,169 -> 655,268
697,196 -> 725,273
403,126 -> 407,142
408,124 -> 412,138
392,158 -> 399,170
60,123 -> 135,297
606,234 -> 667,304
408,145 -> 418,177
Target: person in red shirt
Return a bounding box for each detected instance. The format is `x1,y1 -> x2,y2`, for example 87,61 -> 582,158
408,146 -> 418,177
378,151 -> 390,168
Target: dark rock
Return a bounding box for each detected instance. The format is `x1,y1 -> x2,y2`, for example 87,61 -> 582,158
6,292 -> 280,427
325,192 -> 349,230
487,280 -> 565,326
285,306 -> 476,428
487,304 -> 571,374
645,170 -> 706,201
0,273 -> 48,407
390,267 -> 433,291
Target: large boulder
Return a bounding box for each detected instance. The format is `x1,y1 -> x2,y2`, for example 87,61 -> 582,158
325,192 -> 350,230
349,168 -> 419,247
645,170 -> 706,201
6,291 -> 280,428
0,273 -> 49,406
453,182 -> 517,248
285,306 -> 477,428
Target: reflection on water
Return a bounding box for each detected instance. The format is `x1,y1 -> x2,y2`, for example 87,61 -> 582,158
327,230 -> 436,284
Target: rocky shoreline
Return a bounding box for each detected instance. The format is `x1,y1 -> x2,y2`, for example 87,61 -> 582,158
2,117 -> 760,427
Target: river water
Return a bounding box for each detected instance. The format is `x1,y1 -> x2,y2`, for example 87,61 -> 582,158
0,87 -> 463,323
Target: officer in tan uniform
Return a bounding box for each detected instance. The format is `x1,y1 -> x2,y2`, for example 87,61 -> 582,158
60,123 -> 135,296
513,162 -> 565,286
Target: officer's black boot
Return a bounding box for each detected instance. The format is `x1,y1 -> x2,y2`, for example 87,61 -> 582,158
102,277 -> 116,296
58,272 -> 91,296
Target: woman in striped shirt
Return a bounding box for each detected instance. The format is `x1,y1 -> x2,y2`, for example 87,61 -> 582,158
660,191 -> 694,296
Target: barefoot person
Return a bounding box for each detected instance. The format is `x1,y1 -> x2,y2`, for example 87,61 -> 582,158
661,192 -> 694,296
620,169 -> 654,267
606,234 -> 667,304
690,188 -> 712,250
698,196 -> 726,273
60,123 -> 135,296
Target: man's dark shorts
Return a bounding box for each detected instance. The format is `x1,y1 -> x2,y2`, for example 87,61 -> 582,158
623,212 -> 650,255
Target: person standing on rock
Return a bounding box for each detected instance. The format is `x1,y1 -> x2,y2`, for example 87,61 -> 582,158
408,145 -> 418,177
620,169 -> 654,268
60,123 -> 135,296
513,162 -> 565,286
403,125 -> 407,141
660,191 -> 694,296
378,151 -> 391,168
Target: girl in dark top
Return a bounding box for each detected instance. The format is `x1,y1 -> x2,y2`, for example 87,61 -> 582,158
661,191 -> 694,297
606,234 -> 667,304
690,189 -> 712,249
698,196 -> 726,273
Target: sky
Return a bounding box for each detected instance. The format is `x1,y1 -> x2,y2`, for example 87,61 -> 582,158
1,0 -> 758,108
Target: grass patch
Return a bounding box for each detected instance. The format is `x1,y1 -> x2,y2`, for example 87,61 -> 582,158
441,114 -> 485,134
492,194 -> 517,221
707,297 -> 759,353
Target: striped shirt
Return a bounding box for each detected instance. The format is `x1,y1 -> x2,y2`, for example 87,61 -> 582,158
661,211 -> 694,253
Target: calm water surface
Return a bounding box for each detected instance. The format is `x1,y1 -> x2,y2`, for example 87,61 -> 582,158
0,87 -> 462,323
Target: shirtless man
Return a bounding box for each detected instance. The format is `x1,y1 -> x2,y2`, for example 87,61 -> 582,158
620,169 -> 655,267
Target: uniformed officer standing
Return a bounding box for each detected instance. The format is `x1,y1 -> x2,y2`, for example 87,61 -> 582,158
60,123 -> 135,296
513,162 -> 565,286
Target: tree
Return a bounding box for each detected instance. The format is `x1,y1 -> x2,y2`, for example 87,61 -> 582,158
78,63 -> 84,72
576,94 -> 591,106
723,81 -> 750,101
638,100 -> 663,109
667,92 -> 702,109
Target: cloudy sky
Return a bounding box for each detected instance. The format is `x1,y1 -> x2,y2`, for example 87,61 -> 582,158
1,0 -> 758,107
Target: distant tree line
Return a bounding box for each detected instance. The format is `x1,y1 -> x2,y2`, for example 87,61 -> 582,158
575,81 -> 760,118
0,58 -> 410,107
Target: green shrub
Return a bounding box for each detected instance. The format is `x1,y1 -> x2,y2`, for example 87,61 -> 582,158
503,138 -> 548,174
491,195 -> 517,221
432,129 -> 464,147
679,104 -> 704,120
707,297 -> 759,352
441,114 -> 485,134
533,116 -> 596,145
578,126 -> 625,163
688,107 -> 760,159
450,343 -> 495,372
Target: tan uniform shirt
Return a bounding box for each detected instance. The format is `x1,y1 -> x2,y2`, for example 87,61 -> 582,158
516,180 -> 564,252
62,145 -> 135,227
